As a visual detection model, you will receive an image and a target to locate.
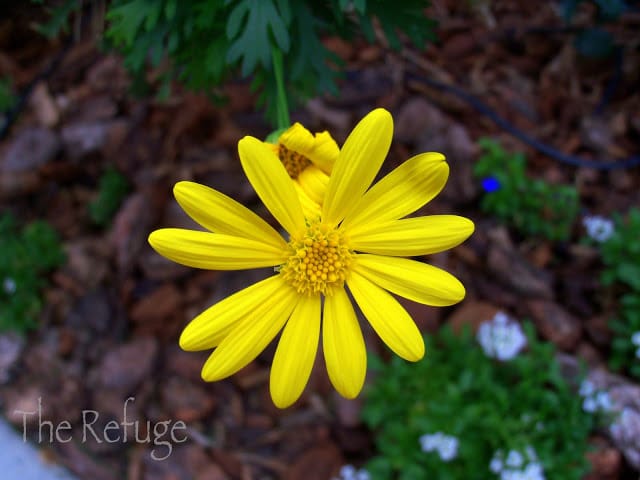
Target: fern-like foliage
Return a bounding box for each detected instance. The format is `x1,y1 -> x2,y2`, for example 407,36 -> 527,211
99,0 -> 435,124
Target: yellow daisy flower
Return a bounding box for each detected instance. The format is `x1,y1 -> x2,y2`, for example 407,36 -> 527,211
148,108 -> 474,408
267,123 -> 339,218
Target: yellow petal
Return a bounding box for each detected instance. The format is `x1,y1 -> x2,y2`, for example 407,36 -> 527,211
353,254 -> 465,306
173,181 -> 286,250
293,181 -> 322,220
347,271 -> 425,361
322,109 -> 393,227
201,285 -> 298,381
279,124 -> 339,174
349,215 -> 475,256
270,294 -> 321,408
297,165 -> 329,205
180,275 -> 284,351
238,136 -> 305,236
148,228 -> 286,270
310,131 -> 340,173
342,152 -> 448,231
323,288 -> 366,398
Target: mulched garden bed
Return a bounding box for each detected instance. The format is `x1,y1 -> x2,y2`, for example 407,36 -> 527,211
1,1 -> 639,479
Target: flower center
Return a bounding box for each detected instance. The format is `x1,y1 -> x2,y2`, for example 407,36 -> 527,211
280,221 -> 353,296
278,144 -> 311,179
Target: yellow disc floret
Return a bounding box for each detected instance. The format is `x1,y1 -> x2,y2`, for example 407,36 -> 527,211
278,143 -> 311,179
280,221 -> 353,296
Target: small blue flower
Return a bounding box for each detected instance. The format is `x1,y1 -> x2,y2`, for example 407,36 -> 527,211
481,176 -> 501,193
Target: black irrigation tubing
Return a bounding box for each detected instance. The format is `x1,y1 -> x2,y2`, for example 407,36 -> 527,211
2,38 -> 639,171
405,71 -> 640,171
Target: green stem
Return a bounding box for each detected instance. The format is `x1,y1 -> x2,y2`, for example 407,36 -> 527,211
271,46 -> 290,130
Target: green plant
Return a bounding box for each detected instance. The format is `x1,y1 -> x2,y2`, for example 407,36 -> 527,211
32,0 -> 80,38
88,167 -> 130,226
609,293 -> 640,378
474,138 -> 579,241
39,0 -> 436,126
362,323 -> 594,480
0,76 -> 16,113
591,208 -> 640,378
599,208 -> 640,290
0,214 -> 65,333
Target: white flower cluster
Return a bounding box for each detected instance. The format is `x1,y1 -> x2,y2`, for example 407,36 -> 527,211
477,312 -> 527,361
582,215 -> 614,243
419,432 -> 459,461
610,407 -> 640,444
578,380 -> 613,413
490,447 -> 545,480
631,331 -> 640,359
332,465 -> 370,480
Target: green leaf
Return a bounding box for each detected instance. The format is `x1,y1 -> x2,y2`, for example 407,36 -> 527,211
34,0 -> 80,38
354,0 -> 367,13
165,0 -> 177,20
226,0 -> 290,76
88,168 -> 130,227
363,0 -> 435,51
144,2 -> 162,30
357,12 -> 375,42
275,0 -> 292,24
617,264 -> 640,290
106,0 -> 151,47
226,0 -> 248,39
0,77 -> 16,113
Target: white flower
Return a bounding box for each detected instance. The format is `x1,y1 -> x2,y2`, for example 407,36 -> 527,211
336,465 -> 356,480
525,446 -> 538,462
583,215 -> 614,243
581,383 -> 614,414
578,380 -> 595,397
627,332 -> 640,357
333,465 -> 369,480
438,436 -> 459,461
355,470 -> 370,480
477,311 -> 527,361
2,277 -> 16,295
419,432 -> 458,461
609,408 -> 640,443
501,470 -> 518,480
490,457 -> 504,473
595,391 -> 612,411
582,396 -> 597,413
506,450 -> 524,468
419,432 -> 440,452
492,447 -> 545,480
494,311 -> 509,325
521,462 -> 545,480
342,465 -> 357,478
